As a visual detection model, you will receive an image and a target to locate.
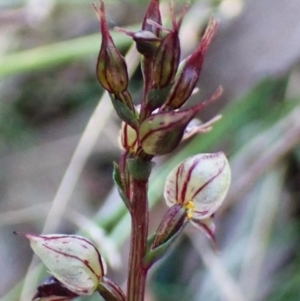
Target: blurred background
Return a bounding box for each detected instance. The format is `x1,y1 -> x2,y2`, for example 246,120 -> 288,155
1,0 -> 300,301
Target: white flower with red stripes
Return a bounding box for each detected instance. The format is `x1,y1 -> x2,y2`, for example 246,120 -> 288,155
164,152 -> 231,220
26,234 -> 106,296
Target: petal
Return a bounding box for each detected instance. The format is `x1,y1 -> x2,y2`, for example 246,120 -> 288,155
27,234 -> 105,295
164,152 -> 231,219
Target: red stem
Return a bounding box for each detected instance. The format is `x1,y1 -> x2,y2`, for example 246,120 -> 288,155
127,177 -> 149,301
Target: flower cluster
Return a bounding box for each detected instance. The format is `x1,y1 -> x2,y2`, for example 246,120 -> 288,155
23,1 -> 231,301
94,0 -> 222,158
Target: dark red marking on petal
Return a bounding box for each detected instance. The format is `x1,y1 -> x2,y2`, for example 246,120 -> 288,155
191,159 -> 226,200
37,235 -> 104,278
180,156 -> 202,202
42,243 -> 101,279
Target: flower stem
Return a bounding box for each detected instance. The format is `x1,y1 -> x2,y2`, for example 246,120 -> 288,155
127,177 -> 149,301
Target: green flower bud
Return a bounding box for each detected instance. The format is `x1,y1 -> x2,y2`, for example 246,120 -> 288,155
152,4 -> 188,88
164,152 -> 231,220
26,234 -> 106,296
95,1 -> 129,94
139,86 -> 222,155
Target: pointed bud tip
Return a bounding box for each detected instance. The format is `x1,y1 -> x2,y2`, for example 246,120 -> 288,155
14,231 -> 36,239
92,1 -> 104,20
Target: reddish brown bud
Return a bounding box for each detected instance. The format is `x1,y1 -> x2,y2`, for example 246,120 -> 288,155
115,0 -> 162,57
142,0 -> 162,38
152,4 -> 188,88
151,204 -> 187,250
162,17 -> 218,110
115,27 -> 160,58
152,31 -> 179,88
94,1 -> 129,94
139,86 -> 222,155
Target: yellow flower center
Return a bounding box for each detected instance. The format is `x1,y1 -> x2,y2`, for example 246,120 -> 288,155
184,201 -> 195,219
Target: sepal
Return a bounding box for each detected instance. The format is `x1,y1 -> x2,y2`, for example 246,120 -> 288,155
151,204 -> 187,250
32,276 -> 78,301
97,277 -> 126,301
182,115 -> 222,142
139,87 -> 222,155
110,94 -> 138,130
191,217 -> 219,252
26,234 -> 106,296
95,1 -> 129,95
144,205 -> 187,268
113,162 -> 131,210
115,27 -> 160,58
118,121 -> 138,154
142,0 -> 162,38
162,17 -> 218,110
152,3 -> 188,88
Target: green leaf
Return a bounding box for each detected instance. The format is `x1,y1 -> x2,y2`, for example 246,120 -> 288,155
110,94 -> 138,129
97,277 -> 126,301
112,162 -> 131,210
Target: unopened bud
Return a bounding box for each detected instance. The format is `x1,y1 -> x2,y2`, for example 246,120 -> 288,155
162,17 -> 218,110
152,4 -> 188,88
116,0 -> 162,57
118,121 -> 138,153
164,152 -> 231,220
142,0 -> 162,38
139,87 -> 222,155
26,234 -> 106,296
95,1 -> 129,94
151,204 -> 187,250
115,28 -> 160,58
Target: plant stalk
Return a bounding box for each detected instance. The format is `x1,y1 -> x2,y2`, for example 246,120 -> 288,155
127,177 -> 149,301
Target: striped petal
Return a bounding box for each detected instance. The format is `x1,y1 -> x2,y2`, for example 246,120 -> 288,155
164,152 -> 231,219
27,234 -> 106,296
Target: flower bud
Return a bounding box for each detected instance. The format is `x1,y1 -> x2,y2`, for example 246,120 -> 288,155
152,4 -> 188,88
162,17 -> 218,110
118,121 -> 138,153
94,1 -> 129,94
26,234 -> 106,296
151,204 -> 187,250
142,0 -> 162,38
114,0 -> 162,57
139,86 -> 222,155
164,152 -> 231,220
32,276 -> 78,301
115,28 -> 160,58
